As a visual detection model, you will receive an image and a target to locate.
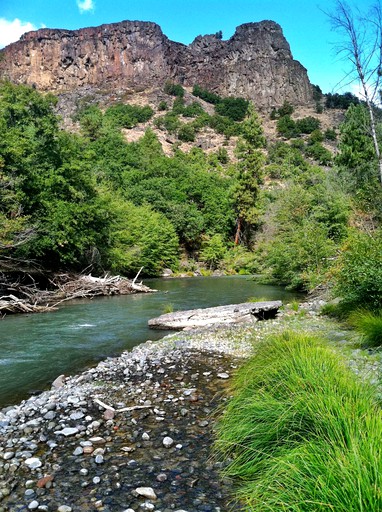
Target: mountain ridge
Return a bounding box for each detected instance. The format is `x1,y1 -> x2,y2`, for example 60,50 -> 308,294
0,19 -> 313,109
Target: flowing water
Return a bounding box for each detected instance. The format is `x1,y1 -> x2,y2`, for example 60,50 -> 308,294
0,276 -> 299,408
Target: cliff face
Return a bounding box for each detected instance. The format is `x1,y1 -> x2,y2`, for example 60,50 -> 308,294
0,19 -> 313,108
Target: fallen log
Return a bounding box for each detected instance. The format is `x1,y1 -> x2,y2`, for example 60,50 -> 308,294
0,272 -> 155,316
148,301 -> 282,330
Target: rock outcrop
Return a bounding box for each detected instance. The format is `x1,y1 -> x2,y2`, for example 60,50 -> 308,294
148,301 -> 283,330
0,20 -> 313,108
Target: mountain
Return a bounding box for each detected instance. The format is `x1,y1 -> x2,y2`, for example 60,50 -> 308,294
0,19 -> 313,109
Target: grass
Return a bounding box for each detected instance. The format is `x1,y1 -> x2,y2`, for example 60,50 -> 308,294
162,303 -> 174,314
215,331 -> 382,511
348,309 -> 382,348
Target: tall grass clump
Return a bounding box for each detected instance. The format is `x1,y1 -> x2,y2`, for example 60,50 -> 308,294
215,331 -> 382,511
349,309 -> 382,347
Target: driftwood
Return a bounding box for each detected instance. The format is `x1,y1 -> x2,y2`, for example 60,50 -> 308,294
148,301 -> 283,330
0,272 -> 155,317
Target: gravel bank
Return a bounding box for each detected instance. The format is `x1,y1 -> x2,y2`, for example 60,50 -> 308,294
0,304 -> 378,511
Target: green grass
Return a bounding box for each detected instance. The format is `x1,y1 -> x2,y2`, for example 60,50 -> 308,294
348,309 -> 382,348
162,303 -> 174,314
215,331 -> 382,511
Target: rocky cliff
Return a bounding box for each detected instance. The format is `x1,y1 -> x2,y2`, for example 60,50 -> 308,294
0,19 -> 313,108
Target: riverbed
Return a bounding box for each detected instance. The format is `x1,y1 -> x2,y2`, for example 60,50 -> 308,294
0,277 -> 299,408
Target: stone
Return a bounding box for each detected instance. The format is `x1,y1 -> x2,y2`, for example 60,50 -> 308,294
142,432 -> 150,441
163,436 -> 174,448
51,375 -> 65,389
148,301 -> 282,330
28,501 -> 39,510
54,427 -> 79,437
95,454 -> 104,464
135,487 -> 157,500
217,373 -> 229,379
57,507 -> 73,512
24,457 -> 42,469
37,475 -> 54,488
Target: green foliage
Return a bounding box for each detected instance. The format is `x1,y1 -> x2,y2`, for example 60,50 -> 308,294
334,229 -> 382,312
216,331 -> 382,511
222,245 -> 259,274
325,127 -> 337,140
164,81 -> 184,97
207,114 -> 241,137
182,102 -> 205,118
277,100 -> 295,117
178,123 -> 196,142
305,142 -> 333,165
154,112 -> 181,133
200,234 -> 227,269
215,96 -> 250,122
104,103 -> 153,129
276,114 -> 298,138
108,199 -> 179,276
192,84 -> 221,104
326,91 -> 360,109
259,176 -> 350,290
296,115 -> 321,134
348,309 -> 382,347
335,103 -> 380,202
158,100 -> 168,111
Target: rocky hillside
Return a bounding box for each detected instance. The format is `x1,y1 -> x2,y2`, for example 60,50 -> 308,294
0,19 -> 313,109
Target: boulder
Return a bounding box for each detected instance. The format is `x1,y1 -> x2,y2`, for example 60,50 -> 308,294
148,301 -> 282,330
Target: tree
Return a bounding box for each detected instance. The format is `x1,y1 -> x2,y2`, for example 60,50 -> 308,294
327,0 -> 382,183
231,106 -> 266,244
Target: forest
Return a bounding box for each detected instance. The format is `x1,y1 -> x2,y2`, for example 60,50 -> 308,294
0,77 -> 382,317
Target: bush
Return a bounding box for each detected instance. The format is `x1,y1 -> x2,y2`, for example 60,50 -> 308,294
164,82 -> 184,97
296,116 -> 321,134
158,100 -> 168,111
325,127 -> 337,140
305,142 -> 332,165
200,234 -> 227,269
276,115 -> 298,138
104,103 -> 153,128
277,100 -> 294,117
216,331 -> 382,511
178,123 -> 196,142
348,309 -> 382,347
192,85 -> 221,105
182,102 -> 205,118
215,97 -> 249,122
334,230 -> 382,312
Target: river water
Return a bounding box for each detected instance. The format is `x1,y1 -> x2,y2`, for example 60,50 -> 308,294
0,276 -> 299,408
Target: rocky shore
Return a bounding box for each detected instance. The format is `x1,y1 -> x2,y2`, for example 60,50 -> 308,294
0,303 -> 379,512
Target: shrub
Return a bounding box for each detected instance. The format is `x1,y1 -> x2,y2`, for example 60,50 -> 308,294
178,123 -> 195,142
182,101 -> 205,118
277,100 -> 294,117
348,309 -> 382,347
305,142 -> 332,165
334,229 -> 382,312
164,81 -> 184,97
215,97 -> 249,122
104,103 -> 153,128
325,127 -> 337,140
276,115 -> 298,138
158,100 -> 168,111
192,84 -> 221,104
216,331 -> 382,511
296,116 -> 321,134
200,234 -> 227,269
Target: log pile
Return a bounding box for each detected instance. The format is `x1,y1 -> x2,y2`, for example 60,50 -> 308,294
0,270 -> 155,317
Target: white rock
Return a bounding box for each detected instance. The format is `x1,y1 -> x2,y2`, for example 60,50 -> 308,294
28,501 -> 39,510
54,427 -> 79,437
57,506 -> 73,512
162,436 -> 174,448
24,457 -> 42,469
142,432 -> 150,441
135,487 -> 157,500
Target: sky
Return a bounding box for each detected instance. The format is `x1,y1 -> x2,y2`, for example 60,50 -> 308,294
0,0 -> 365,94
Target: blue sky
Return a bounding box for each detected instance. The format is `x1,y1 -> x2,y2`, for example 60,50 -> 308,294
0,0 -> 361,94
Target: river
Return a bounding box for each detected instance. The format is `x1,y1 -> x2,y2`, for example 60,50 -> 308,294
0,276 -> 299,408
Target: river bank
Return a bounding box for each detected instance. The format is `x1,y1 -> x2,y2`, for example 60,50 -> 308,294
0,304 -> 379,511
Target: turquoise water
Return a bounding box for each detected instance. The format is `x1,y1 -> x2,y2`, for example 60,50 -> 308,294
0,276 -> 299,408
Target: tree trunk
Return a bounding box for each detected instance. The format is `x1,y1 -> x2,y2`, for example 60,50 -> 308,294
234,218 -> 241,245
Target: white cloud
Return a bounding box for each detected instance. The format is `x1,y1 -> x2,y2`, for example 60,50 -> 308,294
0,18 -> 37,49
77,0 -> 95,13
